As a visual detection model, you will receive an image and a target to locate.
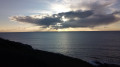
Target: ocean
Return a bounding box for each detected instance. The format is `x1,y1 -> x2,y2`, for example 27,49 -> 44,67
0,31 -> 120,65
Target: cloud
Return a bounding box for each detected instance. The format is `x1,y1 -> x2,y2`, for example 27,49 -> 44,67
9,0 -> 120,29
61,14 -> 118,28
9,10 -> 94,28
58,10 -> 93,18
10,10 -> 120,29
10,15 -> 62,28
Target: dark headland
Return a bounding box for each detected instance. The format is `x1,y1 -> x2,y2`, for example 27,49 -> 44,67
0,38 -> 120,67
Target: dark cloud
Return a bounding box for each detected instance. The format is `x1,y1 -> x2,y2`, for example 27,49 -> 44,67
62,14 -> 118,28
10,10 -> 120,29
36,17 -> 61,26
58,10 -> 93,18
10,15 -> 62,27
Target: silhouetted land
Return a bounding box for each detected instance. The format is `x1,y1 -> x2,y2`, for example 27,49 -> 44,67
0,38 -> 120,67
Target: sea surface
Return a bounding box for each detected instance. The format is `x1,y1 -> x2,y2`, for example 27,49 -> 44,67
0,31 -> 120,65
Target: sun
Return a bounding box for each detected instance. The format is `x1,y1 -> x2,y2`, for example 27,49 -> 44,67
51,4 -> 71,13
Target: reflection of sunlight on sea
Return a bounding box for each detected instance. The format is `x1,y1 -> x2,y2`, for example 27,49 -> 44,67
56,33 -> 70,54
42,32 -> 71,54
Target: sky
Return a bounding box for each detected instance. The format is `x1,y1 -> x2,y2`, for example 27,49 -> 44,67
1,0 -> 120,32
